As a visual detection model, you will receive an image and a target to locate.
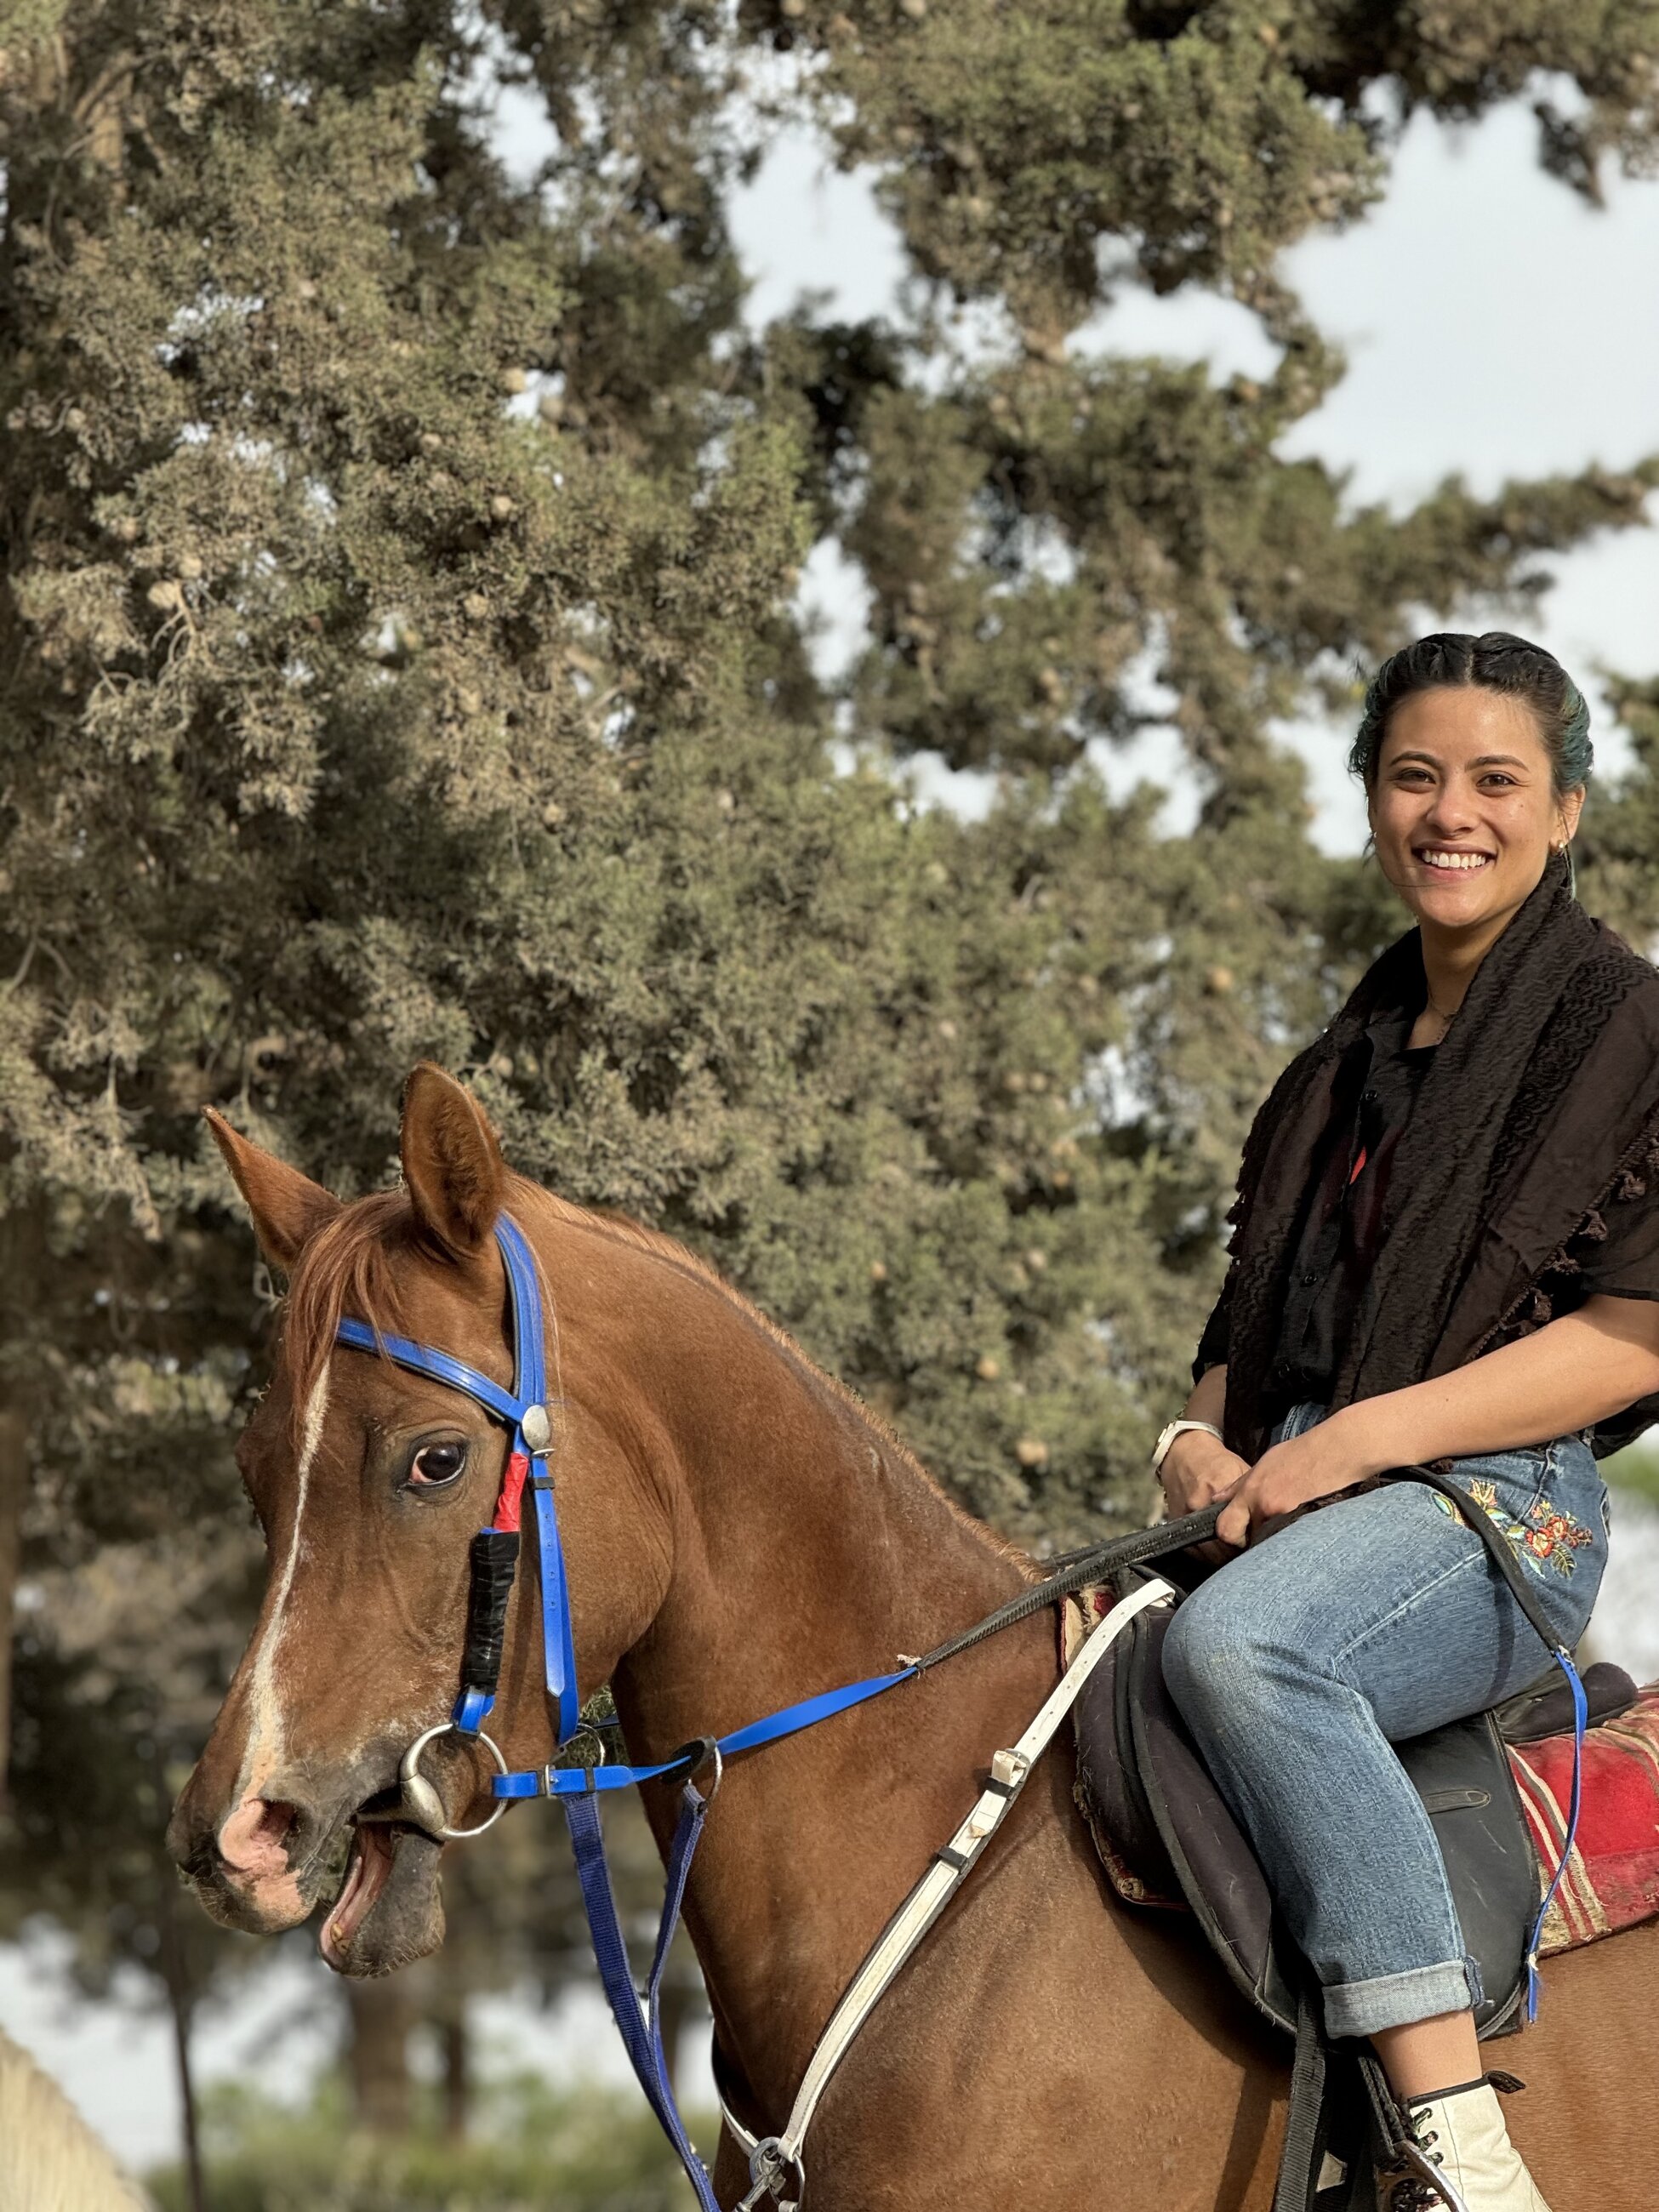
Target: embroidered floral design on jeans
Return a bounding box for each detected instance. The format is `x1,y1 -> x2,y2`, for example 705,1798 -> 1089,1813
1432,1479 -> 1596,1578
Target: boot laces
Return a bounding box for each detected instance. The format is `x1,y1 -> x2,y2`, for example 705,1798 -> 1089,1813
1383,2106 -> 1447,2211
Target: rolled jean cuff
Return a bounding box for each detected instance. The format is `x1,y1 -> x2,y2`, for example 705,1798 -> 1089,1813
1323,1958 -> 1481,2039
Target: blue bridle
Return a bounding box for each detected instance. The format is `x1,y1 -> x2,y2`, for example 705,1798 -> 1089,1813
337,1212 -> 581,1746
334,1212 -> 916,1793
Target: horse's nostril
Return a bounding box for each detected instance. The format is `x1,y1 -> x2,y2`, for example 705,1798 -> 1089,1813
218,1793 -> 299,1878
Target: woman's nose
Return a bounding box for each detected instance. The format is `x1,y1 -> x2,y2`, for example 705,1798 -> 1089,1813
1420,784 -> 1479,834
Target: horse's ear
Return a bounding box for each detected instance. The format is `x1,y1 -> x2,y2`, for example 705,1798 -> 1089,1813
399,1063 -> 506,1258
203,1109 -> 343,1273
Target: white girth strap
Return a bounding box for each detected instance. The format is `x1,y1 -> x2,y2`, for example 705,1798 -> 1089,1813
725,1574 -> 1177,2209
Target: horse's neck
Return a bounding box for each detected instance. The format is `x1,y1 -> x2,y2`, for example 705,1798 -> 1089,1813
584,1233 -> 1058,2118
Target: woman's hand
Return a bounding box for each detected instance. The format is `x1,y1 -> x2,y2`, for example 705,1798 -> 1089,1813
1160,1428 -> 1252,1519
1215,1411 -> 1376,1548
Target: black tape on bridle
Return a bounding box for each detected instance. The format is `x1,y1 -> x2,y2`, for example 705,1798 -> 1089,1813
461,1528 -> 522,1704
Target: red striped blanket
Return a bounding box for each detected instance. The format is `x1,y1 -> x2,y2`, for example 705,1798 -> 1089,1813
1510,1684 -> 1659,1956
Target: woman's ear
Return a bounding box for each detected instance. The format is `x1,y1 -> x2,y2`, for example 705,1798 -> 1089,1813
399,1064 -> 507,1258
203,1110 -> 343,1273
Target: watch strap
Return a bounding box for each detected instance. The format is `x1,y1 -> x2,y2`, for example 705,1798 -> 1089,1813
1152,1418 -> 1223,1475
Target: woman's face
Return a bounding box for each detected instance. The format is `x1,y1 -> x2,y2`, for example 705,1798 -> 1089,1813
1367,687 -> 1584,938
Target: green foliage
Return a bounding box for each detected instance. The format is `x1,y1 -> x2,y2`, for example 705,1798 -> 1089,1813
777,0 -> 1659,329
145,2069 -> 709,2211
1578,678 -> 1659,949
1601,1437 -> 1659,1508
6,0 -> 1656,1585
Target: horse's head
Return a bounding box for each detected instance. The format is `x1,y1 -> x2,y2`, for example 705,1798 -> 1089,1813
168,1067 -> 673,1974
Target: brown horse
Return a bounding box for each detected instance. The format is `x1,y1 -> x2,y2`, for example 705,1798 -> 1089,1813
169,1066 -> 1659,2209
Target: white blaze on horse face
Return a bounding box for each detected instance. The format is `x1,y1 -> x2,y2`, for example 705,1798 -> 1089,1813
218,1366 -> 330,1874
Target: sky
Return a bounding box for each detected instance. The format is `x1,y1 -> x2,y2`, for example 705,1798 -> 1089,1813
727,93 -> 1659,848
8,78 -> 1659,2182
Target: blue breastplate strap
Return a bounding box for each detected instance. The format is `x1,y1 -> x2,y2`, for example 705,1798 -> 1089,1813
334,1213 -> 580,1747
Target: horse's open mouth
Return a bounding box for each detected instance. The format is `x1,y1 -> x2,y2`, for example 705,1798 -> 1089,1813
317,1729 -> 500,1973
319,1816 -> 445,1977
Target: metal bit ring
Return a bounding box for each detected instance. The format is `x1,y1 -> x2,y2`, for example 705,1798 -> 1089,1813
398,1720 -> 510,1840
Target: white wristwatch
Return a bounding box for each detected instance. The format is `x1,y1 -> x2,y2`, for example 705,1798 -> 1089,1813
1151,1418 -> 1223,1475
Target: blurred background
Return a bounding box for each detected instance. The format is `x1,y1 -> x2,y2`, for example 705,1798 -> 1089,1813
1,3 -> 1657,2205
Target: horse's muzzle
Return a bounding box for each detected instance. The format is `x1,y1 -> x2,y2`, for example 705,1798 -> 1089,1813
167,1768 -> 356,1934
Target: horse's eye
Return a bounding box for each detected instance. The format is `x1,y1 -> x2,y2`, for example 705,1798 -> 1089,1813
407,1440 -> 468,1489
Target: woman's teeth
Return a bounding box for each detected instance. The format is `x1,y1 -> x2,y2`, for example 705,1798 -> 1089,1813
1417,849 -> 1491,870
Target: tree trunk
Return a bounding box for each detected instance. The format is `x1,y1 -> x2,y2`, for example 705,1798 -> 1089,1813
656,1968 -> 704,2104
158,1877 -> 208,2212
0,1400 -> 27,1812
438,2010 -> 469,2142
344,1977 -> 413,2134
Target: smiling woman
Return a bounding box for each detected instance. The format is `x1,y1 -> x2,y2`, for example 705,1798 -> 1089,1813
1355,634 -> 1591,1048
1156,631 -> 1659,2209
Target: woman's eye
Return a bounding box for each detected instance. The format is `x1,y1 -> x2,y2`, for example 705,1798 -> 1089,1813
408,1441 -> 468,1489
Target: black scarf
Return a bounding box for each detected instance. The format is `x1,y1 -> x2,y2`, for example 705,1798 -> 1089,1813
1222,849 -> 1659,1461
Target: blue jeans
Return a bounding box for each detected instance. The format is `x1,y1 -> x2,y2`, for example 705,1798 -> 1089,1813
1160,1402 -> 1609,2038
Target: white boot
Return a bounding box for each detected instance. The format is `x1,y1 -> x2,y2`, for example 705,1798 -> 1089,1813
1383,2077 -> 1552,2212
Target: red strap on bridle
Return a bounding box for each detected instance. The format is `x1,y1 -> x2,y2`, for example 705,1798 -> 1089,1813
493,1450 -> 530,1534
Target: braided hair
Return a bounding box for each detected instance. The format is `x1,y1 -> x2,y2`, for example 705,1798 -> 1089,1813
1348,631 -> 1592,800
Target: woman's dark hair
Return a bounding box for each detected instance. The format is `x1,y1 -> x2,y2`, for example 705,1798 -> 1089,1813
1348,631 -> 1592,799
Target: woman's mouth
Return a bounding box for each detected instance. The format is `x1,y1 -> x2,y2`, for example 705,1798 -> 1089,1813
1414,846 -> 1494,873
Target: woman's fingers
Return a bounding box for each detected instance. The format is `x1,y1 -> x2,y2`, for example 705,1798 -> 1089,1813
1215,1489 -> 1253,1548
1160,1437 -> 1252,1516
1177,1456 -> 1255,1544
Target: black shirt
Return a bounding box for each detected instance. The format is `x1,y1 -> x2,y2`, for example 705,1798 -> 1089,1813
1268,1006 -> 1434,1414
1193,1005 -> 1659,1429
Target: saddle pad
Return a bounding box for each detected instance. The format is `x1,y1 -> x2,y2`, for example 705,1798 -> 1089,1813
1511,1686 -> 1659,1954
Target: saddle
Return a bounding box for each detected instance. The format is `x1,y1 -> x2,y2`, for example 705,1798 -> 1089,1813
1070,1563 -> 1641,2038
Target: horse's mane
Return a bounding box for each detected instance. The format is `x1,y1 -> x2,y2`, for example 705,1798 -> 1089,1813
0,2029 -> 150,2212
280,1188 -> 423,1426
521,1183 -> 1023,1561
274,1175 -> 1029,1571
